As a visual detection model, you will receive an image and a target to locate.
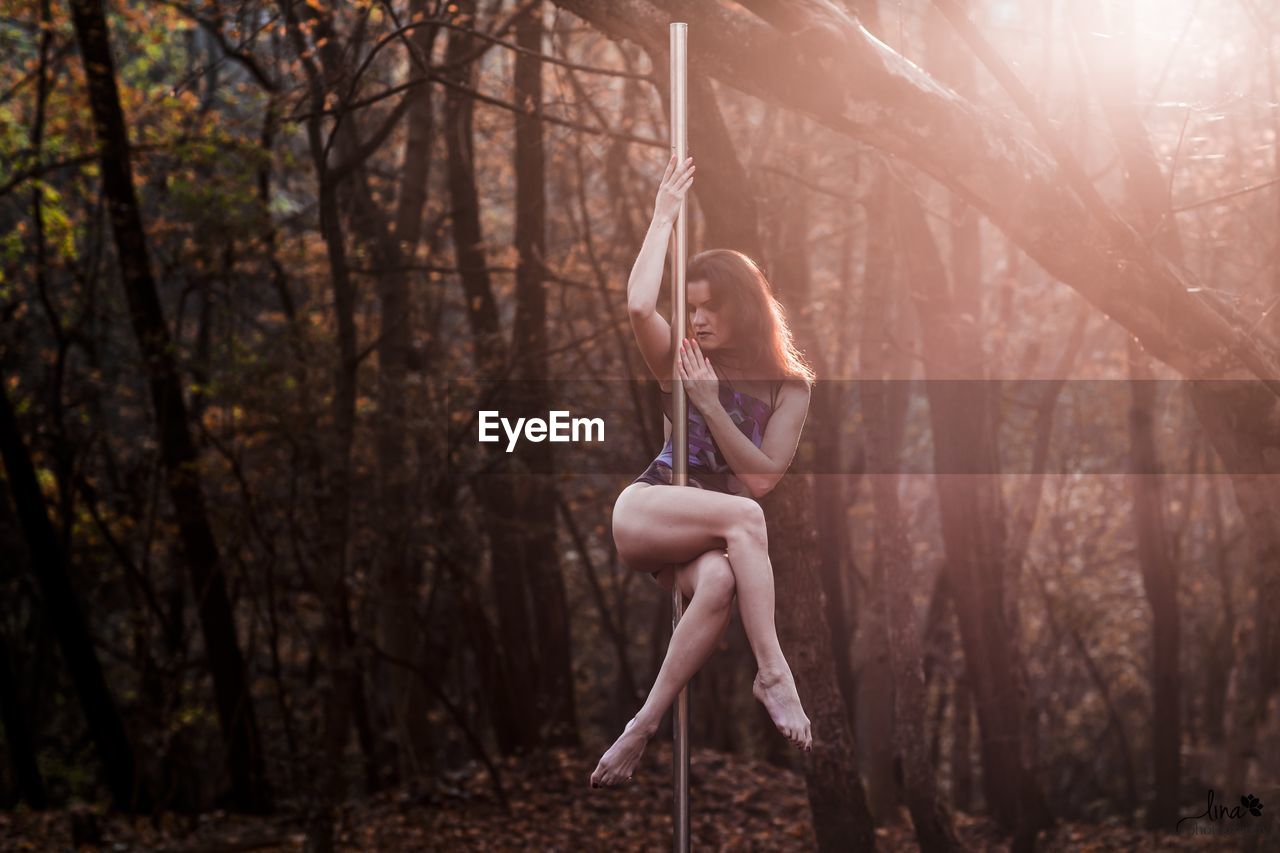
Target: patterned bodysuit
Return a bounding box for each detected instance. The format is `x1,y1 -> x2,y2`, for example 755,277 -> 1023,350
631,378 -> 782,499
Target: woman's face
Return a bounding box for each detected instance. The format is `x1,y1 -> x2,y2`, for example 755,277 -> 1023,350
687,279 -> 731,351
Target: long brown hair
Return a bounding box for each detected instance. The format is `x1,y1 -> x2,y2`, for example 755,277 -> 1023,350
686,249 -> 815,386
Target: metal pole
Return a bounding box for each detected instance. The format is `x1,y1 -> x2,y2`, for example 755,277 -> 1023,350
668,21 -> 691,853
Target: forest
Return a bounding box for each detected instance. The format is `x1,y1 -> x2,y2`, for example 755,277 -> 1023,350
0,0 -> 1278,849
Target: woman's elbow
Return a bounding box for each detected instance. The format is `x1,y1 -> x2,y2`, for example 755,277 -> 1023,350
749,474 -> 783,499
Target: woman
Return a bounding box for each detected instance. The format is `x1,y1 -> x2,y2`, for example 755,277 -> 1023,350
590,153 -> 815,789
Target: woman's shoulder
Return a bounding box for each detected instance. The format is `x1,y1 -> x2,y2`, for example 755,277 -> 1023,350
775,376 -> 812,402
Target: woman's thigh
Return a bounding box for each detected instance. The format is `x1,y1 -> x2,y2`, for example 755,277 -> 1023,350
612,482 -> 759,574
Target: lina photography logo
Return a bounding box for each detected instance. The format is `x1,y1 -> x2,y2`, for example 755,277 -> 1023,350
1176,790 -> 1268,835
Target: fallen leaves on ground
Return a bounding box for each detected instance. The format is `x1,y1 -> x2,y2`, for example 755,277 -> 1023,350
0,745 -> 1259,850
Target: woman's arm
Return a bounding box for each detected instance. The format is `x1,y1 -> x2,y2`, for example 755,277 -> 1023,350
628,154 -> 696,393
628,215 -> 676,392
702,381 -> 810,498
675,339 -> 810,498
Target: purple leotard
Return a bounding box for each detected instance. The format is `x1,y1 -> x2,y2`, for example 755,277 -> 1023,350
631,378 -> 782,499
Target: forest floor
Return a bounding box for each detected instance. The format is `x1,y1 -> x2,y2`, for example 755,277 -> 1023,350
0,744 -> 1261,851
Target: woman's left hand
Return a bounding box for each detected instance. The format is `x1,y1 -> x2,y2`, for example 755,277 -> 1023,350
676,337 -> 721,412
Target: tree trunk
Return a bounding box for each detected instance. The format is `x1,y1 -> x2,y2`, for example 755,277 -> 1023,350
0,628 -> 46,809
1126,339 -> 1182,828
895,193 -> 1054,843
278,0 -> 373,843
0,378 -> 142,811
375,0 -> 441,778
859,184 -> 962,850
856,543 -> 899,825
68,0 -> 267,812
443,0 -> 537,755
1201,472 -> 1235,747
512,0 -> 580,747
951,671 -> 974,812
685,75 -> 763,260
766,476 -> 878,851
772,149 -> 860,745
847,167 -> 904,829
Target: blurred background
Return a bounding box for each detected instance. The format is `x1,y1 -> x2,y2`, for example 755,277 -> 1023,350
1,0 -> 1278,848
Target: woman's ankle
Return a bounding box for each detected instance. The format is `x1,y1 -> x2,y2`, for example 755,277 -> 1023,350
754,661 -> 792,683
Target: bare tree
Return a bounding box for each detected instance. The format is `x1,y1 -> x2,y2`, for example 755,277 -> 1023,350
69,0 -> 268,812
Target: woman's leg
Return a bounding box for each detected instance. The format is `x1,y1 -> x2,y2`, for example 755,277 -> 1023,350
611,484 -> 812,751
590,548 -> 735,788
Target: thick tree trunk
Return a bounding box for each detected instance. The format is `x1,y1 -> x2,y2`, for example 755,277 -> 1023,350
765,476 -> 878,851
894,193 -> 1054,843
856,545 -> 899,825
772,158 -> 860,745
859,184 -> 961,850
512,0 -> 579,747
924,4 -> 1059,828
846,168 -> 905,830
68,0 -> 267,812
443,0 -> 538,755
0,379 -> 141,810
1125,340 -> 1181,828
0,628 -> 46,809
685,76 -> 763,260
374,0 -> 440,777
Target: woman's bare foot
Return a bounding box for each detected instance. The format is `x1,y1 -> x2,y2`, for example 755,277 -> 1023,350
753,668 -> 812,751
590,716 -> 657,788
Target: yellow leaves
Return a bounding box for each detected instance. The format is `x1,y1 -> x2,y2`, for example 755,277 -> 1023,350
36,183 -> 79,263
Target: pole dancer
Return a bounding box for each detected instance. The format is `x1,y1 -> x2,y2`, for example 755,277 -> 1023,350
590,22 -> 816,808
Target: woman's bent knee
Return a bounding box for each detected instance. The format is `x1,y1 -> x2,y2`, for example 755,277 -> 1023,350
612,485 -> 658,570
725,499 -> 767,546
693,551 -> 735,607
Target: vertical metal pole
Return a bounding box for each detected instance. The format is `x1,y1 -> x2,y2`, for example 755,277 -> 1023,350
668,21 -> 691,853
